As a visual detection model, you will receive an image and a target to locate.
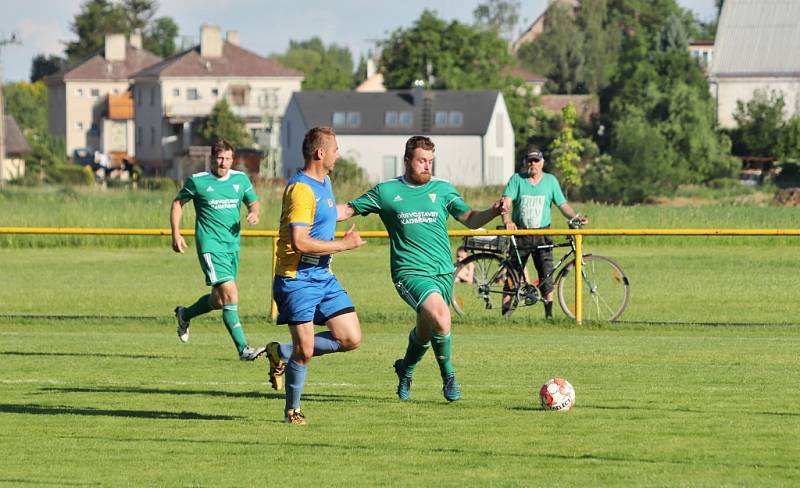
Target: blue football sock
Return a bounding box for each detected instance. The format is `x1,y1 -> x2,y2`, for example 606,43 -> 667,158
312,331 -> 341,356
284,359 -> 308,413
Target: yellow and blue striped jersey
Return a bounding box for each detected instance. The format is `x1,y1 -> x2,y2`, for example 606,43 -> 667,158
275,171 -> 338,278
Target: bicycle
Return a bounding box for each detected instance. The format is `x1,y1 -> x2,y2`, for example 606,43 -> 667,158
451,217 -> 630,321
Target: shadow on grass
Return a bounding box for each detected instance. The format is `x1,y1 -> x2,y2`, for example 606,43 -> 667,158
1,350 -> 165,360
40,386 -> 379,403
509,404 -> 800,417
0,403 -> 242,420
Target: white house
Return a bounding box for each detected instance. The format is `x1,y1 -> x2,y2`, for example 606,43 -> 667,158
132,24 -> 303,177
281,89 -> 515,187
709,0 -> 800,128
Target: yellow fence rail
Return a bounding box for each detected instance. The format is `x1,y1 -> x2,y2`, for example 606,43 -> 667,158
3,226 -> 800,324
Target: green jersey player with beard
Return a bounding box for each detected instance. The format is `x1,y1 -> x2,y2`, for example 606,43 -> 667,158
340,136 -> 506,402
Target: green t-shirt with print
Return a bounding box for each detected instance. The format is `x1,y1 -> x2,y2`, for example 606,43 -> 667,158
348,177 -> 471,280
502,172 -> 566,229
175,170 -> 258,253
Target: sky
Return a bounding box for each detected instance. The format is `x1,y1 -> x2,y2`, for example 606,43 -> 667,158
0,0 -> 718,83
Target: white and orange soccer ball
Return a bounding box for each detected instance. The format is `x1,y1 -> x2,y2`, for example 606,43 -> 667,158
539,377 -> 576,412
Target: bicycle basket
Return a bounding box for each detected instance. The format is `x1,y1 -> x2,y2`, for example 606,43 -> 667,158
463,235 -> 510,253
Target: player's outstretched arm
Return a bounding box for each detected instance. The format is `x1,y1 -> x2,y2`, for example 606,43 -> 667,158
290,223 -> 365,256
457,198 -> 505,229
170,199 -> 188,253
558,203 -> 589,226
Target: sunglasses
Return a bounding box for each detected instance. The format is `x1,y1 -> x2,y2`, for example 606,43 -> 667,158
526,158 -> 543,163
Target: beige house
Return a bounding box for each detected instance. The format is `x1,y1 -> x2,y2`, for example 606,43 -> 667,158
1,116 -> 31,183
131,25 -> 303,178
44,33 -> 161,164
710,0 -> 800,128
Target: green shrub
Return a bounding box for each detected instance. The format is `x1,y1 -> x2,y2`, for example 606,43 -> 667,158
47,164 -> 95,186
140,177 -> 178,192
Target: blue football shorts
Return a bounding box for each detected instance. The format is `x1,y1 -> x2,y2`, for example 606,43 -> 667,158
273,267 -> 355,325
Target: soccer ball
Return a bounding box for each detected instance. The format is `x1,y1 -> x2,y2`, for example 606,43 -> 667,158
539,377 -> 576,412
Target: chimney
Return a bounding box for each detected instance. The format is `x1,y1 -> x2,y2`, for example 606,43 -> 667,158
200,24 -> 223,58
130,30 -> 142,50
366,58 -> 377,78
412,79 -> 425,106
226,31 -> 240,46
105,34 -> 126,61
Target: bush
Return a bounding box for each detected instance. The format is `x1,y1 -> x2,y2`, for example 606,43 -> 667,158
47,164 -> 95,186
139,177 -> 179,192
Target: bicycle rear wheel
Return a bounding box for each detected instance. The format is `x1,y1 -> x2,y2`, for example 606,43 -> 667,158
452,253 -> 521,317
556,254 -> 630,321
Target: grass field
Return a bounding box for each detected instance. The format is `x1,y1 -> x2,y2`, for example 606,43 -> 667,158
2,240 -> 800,486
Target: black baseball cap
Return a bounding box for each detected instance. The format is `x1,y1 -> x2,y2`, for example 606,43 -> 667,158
525,149 -> 543,162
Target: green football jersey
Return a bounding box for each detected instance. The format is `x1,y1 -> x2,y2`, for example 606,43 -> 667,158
349,176 -> 471,280
175,170 -> 257,253
502,172 -> 566,229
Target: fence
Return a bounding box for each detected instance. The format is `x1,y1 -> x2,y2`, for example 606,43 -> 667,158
2,226 -> 799,324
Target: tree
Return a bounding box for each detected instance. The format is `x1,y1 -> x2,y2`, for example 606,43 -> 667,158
30,54 -> 66,82
549,104 -> 584,192
516,5 -> 586,94
64,0 -> 178,62
272,37 -> 355,90
65,0 -> 128,62
143,17 -> 178,57
122,0 -> 156,32
199,100 -> 252,149
732,89 -> 786,159
380,10 -> 535,158
473,0 -> 521,42
381,10 -> 513,90
577,0 -> 621,94
3,82 -> 48,134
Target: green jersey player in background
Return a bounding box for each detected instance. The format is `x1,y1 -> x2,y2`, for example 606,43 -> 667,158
170,138 -> 265,361
340,136 -> 506,402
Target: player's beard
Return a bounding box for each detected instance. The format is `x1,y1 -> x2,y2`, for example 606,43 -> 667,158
407,170 -> 431,185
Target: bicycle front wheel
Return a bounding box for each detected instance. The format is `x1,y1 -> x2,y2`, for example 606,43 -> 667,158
556,254 -> 630,321
452,253 -> 520,317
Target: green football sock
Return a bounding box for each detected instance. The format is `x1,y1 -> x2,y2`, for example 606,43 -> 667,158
184,294 -> 213,320
222,304 -> 248,354
431,333 -> 455,378
401,329 -> 430,375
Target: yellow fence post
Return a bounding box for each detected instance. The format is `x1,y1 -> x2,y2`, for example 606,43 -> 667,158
271,236 -> 278,321
575,234 -> 583,325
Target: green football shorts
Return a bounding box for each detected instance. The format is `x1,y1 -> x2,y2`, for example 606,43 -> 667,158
198,251 -> 239,286
393,273 -> 453,311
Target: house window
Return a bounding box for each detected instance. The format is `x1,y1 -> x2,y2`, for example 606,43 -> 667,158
399,111 -> 412,128
150,127 -> 156,146
229,85 -> 248,106
90,88 -> 100,98
136,127 -> 142,145
150,86 -> 156,106
332,111 -> 346,127
136,87 -> 142,106
173,88 -> 180,97
382,156 -> 397,180
211,88 -> 219,97
75,88 -> 84,97
75,121 -> 84,130
385,111 -> 398,127
435,111 -> 463,128
347,112 -> 361,128
187,88 -> 199,100
448,111 -> 463,127
496,113 -> 504,148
